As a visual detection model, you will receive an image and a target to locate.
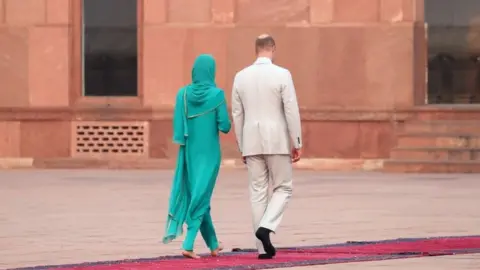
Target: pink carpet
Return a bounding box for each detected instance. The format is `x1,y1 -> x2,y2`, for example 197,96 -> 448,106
13,236 -> 480,270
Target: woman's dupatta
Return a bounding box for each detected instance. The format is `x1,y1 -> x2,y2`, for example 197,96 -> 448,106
163,88 -> 189,244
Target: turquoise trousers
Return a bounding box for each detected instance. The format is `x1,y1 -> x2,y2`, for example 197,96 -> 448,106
182,210 -> 219,251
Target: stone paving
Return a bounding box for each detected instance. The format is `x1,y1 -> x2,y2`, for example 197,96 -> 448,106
0,170 -> 479,269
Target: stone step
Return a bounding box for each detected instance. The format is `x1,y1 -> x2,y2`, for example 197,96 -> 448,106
402,121 -> 480,134
396,133 -> 480,148
391,147 -> 480,161
412,105 -> 480,120
33,158 -> 176,169
383,160 -> 480,173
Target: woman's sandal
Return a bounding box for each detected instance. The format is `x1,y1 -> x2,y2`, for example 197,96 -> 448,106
211,242 -> 224,257
182,250 -> 200,259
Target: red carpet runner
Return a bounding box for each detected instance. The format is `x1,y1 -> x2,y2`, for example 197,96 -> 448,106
12,236 -> 480,270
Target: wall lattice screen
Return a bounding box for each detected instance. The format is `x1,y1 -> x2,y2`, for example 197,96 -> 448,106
72,122 -> 149,157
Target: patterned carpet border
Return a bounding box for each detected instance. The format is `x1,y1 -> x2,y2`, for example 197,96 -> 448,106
205,250 -> 480,270
8,235 -> 480,270
228,234 -> 480,254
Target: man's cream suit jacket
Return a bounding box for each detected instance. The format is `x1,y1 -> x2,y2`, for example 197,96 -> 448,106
231,57 -> 302,157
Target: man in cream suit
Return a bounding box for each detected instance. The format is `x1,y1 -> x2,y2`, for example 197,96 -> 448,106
231,34 -> 302,259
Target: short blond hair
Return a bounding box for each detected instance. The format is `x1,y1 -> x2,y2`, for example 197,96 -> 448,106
255,34 -> 275,53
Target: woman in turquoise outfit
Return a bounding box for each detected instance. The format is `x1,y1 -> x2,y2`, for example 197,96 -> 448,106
163,54 -> 231,259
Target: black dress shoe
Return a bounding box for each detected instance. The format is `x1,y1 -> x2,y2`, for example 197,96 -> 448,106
255,227 -> 276,257
258,253 -> 274,259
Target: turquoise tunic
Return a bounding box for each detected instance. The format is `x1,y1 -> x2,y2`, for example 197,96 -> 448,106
163,54 -> 231,251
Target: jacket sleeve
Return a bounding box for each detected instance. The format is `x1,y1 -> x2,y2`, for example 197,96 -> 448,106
281,70 -> 302,149
231,75 -> 245,154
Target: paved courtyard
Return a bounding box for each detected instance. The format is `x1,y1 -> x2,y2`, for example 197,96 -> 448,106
0,170 -> 479,269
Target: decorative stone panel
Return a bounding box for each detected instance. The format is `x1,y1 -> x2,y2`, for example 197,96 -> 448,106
72,121 -> 149,157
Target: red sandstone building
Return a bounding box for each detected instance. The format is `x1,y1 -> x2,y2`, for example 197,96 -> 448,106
0,0 -> 479,172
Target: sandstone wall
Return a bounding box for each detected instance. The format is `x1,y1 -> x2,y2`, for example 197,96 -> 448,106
0,0 -> 426,162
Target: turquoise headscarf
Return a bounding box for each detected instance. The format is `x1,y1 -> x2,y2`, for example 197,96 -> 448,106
172,54 -> 225,145
188,54 -> 217,105
164,54 -> 225,244
186,54 -> 224,117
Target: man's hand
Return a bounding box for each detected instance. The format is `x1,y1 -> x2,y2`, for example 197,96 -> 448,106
291,148 -> 302,163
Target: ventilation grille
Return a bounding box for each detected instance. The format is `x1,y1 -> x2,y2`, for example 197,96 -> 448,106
72,121 -> 149,157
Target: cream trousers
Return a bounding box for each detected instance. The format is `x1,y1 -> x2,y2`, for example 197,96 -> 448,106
245,154 -> 293,254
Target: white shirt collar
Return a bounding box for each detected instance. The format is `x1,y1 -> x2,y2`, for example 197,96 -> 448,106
254,57 -> 272,65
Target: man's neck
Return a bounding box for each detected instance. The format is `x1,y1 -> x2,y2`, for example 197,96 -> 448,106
256,53 -> 272,60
